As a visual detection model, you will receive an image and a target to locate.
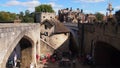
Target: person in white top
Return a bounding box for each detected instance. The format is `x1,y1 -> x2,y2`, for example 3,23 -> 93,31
14,53 -> 17,67
30,62 -> 34,68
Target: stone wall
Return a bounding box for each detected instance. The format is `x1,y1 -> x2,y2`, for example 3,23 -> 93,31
35,12 -> 56,23
49,33 -> 70,51
40,33 -> 70,55
40,39 -> 54,56
78,22 -> 120,55
0,23 -> 40,68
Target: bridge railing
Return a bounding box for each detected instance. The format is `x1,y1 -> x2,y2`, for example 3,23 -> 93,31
93,23 -> 120,37
79,22 -> 120,38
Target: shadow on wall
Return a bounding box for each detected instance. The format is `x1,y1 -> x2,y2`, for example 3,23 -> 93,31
6,37 -> 32,68
69,33 -> 79,56
94,41 -> 120,67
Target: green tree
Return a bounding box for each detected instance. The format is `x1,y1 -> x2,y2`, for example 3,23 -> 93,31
35,4 -> 54,12
0,11 -> 17,21
19,11 -> 24,22
25,10 -> 30,16
9,13 -> 17,21
19,10 -> 34,23
115,10 -> 120,22
95,12 -> 104,22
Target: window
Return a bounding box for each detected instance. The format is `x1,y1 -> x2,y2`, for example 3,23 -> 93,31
45,25 -> 47,29
44,32 -> 48,36
50,16 -> 52,18
64,33 -> 67,35
43,16 -> 45,18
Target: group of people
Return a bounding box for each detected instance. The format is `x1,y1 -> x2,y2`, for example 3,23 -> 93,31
39,51 -> 79,68
40,51 -> 95,68
40,51 -> 62,64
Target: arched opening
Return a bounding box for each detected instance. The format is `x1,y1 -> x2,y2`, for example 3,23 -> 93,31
69,32 -> 79,58
20,37 -> 32,68
94,41 -> 120,67
6,37 -> 33,68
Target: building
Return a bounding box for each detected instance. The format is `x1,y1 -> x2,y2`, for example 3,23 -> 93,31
40,19 -> 70,55
58,8 -> 97,23
85,14 -> 96,23
58,8 -> 85,23
35,12 -> 56,23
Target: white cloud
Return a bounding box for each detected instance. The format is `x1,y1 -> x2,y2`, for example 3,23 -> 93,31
49,0 -> 58,1
1,0 -> 62,12
48,2 -> 63,13
4,0 -> 20,6
115,6 -> 120,10
48,2 -> 63,8
98,10 -> 106,14
2,0 -> 40,12
84,10 -> 93,13
74,0 -> 105,3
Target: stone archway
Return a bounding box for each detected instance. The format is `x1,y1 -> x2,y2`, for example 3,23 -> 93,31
94,41 -> 120,66
6,36 -> 33,68
19,37 -> 33,68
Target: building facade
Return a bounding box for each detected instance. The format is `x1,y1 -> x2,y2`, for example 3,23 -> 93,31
35,12 -> 56,23
40,19 -> 70,55
58,8 -> 85,23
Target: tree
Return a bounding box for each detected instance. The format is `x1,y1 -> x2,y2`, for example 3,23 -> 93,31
19,10 -> 34,23
115,10 -> 120,22
35,4 -> 54,12
25,10 -> 30,16
95,12 -> 104,22
0,11 -> 17,22
19,11 -> 24,22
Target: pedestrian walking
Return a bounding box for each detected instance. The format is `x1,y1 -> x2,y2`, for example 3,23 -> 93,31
72,59 -> 76,68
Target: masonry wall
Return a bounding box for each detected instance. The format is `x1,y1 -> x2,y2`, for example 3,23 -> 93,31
0,23 -> 40,68
78,22 -> 120,56
40,33 -> 70,56
40,40 -> 54,55
40,24 -> 54,37
36,12 -> 56,23
49,33 -> 70,51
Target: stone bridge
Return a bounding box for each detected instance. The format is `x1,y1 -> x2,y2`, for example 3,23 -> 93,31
78,22 -> 120,66
64,23 -> 79,46
0,23 -> 40,68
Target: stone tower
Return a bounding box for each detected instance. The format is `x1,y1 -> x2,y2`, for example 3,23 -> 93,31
35,12 -> 56,23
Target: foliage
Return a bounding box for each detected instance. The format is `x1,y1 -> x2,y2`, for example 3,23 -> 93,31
95,12 -> 104,22
0,10 -> 34,23
0,11 -> 16,21
19,10 -> 34,23
35,4 -> 54,12
0,4 -> 55,23
115,10 -> 120,22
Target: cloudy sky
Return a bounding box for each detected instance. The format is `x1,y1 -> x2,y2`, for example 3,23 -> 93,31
0,0 -> 120,14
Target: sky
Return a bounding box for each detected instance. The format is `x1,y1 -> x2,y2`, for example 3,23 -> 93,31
0,0 -> 120,14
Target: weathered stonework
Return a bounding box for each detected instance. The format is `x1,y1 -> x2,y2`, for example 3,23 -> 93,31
40,19 -> 70,56
35,12 -> 56,23
78,22 -> 120,65
0,23 -> 40,68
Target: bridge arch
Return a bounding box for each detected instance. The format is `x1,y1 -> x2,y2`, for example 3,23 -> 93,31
93,41 -> 120,66
69,32 -> 79,56
6,35 -> 35,68
69,29 -> 79,46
